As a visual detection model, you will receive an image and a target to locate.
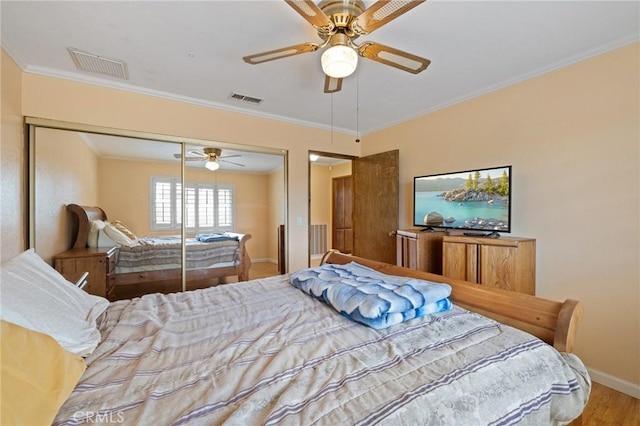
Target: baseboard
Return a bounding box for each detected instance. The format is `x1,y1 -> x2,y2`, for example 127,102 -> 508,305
588,367 -> 640,399
251,258 -> 276,264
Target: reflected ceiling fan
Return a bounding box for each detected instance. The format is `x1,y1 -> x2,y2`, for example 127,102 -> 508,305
173,148 -> 245,170
243,0 -> 430,93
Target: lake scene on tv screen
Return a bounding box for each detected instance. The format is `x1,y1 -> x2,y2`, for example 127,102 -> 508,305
414,167 -> 510,231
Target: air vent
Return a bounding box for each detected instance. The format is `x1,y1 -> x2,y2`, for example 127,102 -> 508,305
68,47 -> 129,80
229,92 -> 264,105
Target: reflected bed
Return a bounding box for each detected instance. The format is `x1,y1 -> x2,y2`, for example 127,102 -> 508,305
66,204 -> 252,299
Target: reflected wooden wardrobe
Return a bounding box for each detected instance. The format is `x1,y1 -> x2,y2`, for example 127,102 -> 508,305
332,175 -> 353,254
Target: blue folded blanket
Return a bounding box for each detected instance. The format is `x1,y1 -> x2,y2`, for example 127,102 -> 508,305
196,233 -> 239,243
290,262 -> 452,329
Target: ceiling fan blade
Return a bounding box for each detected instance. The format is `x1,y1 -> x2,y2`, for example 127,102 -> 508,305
187,149 -> 208,158
220,159 -> 245,167
219,154 -> 241,159
285,0 -> 334,34
174,153 -> 206,161
324,75 -> 343,94
243,43 -> 320,65
359,41 -> 430,74
351,0 -> 426,35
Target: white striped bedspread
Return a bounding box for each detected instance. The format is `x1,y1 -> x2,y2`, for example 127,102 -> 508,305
54,275 -> 590,425
116,236 -> 239,271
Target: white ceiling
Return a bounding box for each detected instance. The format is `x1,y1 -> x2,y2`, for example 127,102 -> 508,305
78,133 -> 287,173
2,0 -> 638,138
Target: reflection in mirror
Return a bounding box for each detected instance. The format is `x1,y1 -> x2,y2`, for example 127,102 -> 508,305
33,128 -> 182,299
31,125 -> 286,301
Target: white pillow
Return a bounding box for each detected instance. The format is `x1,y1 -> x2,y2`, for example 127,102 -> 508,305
87,219 -> 106,248
0,249 -> 109,356
97,230 -> 117,248
103,222 -> 137,247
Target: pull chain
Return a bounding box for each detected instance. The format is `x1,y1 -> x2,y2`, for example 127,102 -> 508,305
356,70 -> 360,143
331,92 -> 334,146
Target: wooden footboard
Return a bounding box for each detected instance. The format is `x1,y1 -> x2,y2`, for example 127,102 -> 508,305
321,251 -> 584,353
228,232 -> 252,281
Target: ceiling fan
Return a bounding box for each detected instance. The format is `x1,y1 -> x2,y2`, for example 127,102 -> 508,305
173,148 -> 245,170
243,0 -> 430,94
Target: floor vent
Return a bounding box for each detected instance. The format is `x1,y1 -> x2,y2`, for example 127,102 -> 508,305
229,92 -> 264,105
310,224 -> 328,256
68,47 -> 129,80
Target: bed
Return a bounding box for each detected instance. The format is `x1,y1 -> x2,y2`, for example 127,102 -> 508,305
66,204 -> 252,298
0,249 -> 590,425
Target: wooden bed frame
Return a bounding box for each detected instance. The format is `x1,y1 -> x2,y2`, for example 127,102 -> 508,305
321,251 -> 584,354
67,204 -> 252,294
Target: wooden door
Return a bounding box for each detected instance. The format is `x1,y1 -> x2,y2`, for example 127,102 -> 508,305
352,150 -> 399,263
332,176 -> 353,253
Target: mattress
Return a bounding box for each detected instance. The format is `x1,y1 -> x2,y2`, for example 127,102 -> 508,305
53,274 -> 590,425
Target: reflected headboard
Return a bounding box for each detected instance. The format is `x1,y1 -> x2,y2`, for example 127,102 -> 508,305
67,204 -> 108,248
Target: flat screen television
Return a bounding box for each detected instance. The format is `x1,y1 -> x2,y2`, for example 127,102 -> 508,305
413,165 -> 512,234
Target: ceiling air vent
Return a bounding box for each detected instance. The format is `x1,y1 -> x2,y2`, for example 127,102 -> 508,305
68,47 -> 129,80
229,92 -> 264,105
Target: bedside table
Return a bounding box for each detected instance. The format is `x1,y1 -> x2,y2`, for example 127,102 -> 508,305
54,247 -> 116,299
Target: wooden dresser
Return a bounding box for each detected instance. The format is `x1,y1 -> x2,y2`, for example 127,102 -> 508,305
442,235 -> 536,295
54,247 -> 117,299
396,229 -> 446,274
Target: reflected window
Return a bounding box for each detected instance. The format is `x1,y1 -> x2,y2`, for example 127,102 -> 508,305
151,177 -> 235,233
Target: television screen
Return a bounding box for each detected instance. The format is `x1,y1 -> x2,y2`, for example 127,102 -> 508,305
413,165 -> 511,233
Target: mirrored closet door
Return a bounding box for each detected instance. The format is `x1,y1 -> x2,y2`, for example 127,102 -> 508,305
28,119 -> 287,300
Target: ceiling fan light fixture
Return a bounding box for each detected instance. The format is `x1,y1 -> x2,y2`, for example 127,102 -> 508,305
205,160 -> 220,171
321,45 -> 358,78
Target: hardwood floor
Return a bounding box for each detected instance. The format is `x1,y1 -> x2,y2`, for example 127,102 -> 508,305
580,382 -> 639,425
225,261 -> 280,282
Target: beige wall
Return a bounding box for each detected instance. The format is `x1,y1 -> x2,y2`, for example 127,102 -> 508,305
1,49 -> 25,260
362,43 -> 640,393
34,128 -> 99,263
329,161 -> 352,179
310,164 -> 331,226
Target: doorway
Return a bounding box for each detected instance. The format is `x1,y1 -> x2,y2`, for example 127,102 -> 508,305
308,152 -> 354,266
308,149 -> 400,267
